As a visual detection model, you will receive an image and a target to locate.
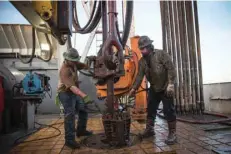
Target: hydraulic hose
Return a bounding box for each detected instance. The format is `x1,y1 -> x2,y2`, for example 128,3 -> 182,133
16,27 -> 36,64
38,33 -> 53,62
176,116 -> 231,124
116,20 -> 122,45
67,35 -> 72,49
121,0 -> 133,48
73,1 -> 102,34
78,2 -> 101,34
157,110 -> 231,124
13,119 -> 63,145
74,1 -> 97,31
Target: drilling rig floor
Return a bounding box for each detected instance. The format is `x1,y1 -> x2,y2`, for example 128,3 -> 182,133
7,113 -> 231,154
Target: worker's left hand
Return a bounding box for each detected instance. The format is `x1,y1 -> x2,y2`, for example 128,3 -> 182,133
85,56 -> 96,69
166,84 -> 174,97
86,55 -> 96,61
83,95 -> 94,104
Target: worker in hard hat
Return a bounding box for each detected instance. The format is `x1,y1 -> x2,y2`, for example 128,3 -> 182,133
57,48 -> 93,149
128,36 -> 177,145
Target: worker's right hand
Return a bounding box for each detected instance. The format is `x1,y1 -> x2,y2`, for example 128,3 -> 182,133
83,95 -> 94,104
166,84 -> 174,97
128,88 -> 136,97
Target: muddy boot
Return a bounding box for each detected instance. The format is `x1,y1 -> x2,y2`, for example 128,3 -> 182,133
76,129 -> 93,137
140,118 -> 155,138
65,140 -> 81,149
76,112 -> 93,137
76,124 -> 93,137
165,120 -> 177,145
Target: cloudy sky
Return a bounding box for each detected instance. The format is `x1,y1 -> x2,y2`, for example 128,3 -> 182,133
0,0 -> 231,84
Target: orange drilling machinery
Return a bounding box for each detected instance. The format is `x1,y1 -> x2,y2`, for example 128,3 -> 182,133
95,36 -> 148,121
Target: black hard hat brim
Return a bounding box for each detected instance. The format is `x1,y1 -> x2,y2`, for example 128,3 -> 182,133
139,40 -> 153,49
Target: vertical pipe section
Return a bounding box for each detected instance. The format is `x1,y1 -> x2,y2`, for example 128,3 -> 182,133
187,1 -> 200,114
122,1 -> 125,30
185,1 -> 196,114
160,0 -> 204,114
173,1 -> 184,114
176,1 -> 188,114
102,1 -> 108,42
193,1 -> 204,113
160,1 -> 166,51
178,1 -> 189,114
165,2 -> 172,55
98,1 -> 107,57
168,1 -> 180,114
106,1 -> 116,114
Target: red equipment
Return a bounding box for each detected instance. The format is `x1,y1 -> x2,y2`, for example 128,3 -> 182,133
0,76 -> 4,132
0,76 -> 4,112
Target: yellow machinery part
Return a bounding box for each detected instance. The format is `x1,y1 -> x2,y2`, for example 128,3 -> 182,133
32,1 -> 53,21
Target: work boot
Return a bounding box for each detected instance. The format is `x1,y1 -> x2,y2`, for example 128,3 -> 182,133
65,140 -> 81,149
76,130 -> 93,137
140,118 -> 155,138
165,120 -> 177,145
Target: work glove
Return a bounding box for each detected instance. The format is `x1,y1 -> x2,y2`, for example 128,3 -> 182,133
128,88 -> 136,97
166,84 -> 174,97
85,56 -> 96,68
55,93 -> 61,106
86,55 -> 96,61
83,95 -> 94,104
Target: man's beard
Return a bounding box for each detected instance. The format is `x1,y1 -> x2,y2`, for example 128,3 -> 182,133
142,50 -> 151,57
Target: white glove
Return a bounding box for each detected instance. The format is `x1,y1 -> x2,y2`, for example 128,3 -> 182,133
166,84 -> 174,97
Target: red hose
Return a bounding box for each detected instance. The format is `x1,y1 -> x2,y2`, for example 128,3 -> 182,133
0,76 -> 4,133
203,111 -> 229,118
0,76 -> 4,113
176,117 -> 231,124
157,111 -> 231,124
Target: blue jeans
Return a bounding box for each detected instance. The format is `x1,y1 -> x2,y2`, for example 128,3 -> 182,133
58,91 -> 88,141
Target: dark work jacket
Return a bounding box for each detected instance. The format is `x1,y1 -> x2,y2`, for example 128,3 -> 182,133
132,49 -> 176,92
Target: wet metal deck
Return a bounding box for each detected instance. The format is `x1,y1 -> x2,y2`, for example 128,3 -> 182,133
9,115 -> 231,154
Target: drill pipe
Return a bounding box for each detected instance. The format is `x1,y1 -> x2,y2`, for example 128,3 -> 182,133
177,1 -> 187,115
160,1 -> 167,51
181,1 -> 191,114
105,1 -> 116,113
165,2 -> 172,56
193,1 -> 205,113
102,1 -> 124,71
168,1 -> 180,114
187,1 -> 200,114
160,1 -> 204,114
102,1 -> 124,113
102,1 -> 108,42
173,1 -> 184,114
185,1 -> 197,114
101,1 -> 115,114
175,1 -> 187,114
